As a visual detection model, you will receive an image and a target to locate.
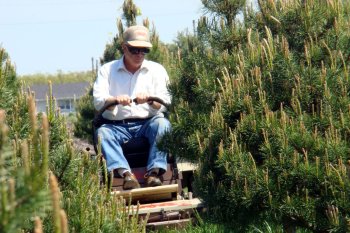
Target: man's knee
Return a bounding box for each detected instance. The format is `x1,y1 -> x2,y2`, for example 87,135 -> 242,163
152,117 -> 171,133
154,117 -> 171,128
97,126 -> 114,141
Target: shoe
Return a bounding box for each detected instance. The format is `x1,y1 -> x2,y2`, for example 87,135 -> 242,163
123,172 -> 140,190
146,173 -> 162,187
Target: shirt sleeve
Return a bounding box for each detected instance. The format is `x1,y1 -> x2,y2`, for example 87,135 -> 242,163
93,65 -> 113,111
150,64 -> 171,113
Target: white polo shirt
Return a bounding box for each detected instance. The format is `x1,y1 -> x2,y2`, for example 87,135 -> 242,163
93,57 -> 171,121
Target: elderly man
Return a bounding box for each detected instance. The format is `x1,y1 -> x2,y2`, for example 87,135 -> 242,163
93,25 -> 171,190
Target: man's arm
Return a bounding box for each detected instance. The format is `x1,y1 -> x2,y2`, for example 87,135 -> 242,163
148,101 -> 162,110
152,64 -> 171,111
93,67 -> 113,111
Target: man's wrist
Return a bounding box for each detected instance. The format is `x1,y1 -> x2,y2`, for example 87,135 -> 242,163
148,101 -> 161,110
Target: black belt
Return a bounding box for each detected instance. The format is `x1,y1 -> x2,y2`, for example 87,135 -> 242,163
104,117 -> 151,125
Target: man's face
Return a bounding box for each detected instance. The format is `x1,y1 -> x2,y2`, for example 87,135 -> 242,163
122,43 -> 150,68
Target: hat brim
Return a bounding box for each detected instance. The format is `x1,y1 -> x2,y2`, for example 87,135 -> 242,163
126,41 -> 152,48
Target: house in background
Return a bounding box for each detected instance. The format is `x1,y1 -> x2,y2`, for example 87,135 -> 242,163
30,82 -> 91,114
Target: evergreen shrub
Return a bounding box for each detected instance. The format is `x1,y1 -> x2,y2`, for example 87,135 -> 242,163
166,0 -> 350,232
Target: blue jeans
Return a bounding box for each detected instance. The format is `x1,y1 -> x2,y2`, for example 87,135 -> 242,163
96,116 -> 171,173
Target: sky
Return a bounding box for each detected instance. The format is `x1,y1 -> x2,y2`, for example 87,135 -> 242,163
0,0 -> 203,75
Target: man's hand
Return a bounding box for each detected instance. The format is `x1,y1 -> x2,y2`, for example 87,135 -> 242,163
106,94 -> 162,110
135,93 -> 161,110
116,95 -> 132,106
135,93 -> 149,104
105,95 -> 131,110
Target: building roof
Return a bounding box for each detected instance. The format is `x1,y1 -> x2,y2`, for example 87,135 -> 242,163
30,82 -> 91,100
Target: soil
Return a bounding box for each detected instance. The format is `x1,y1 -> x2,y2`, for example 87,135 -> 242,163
72,137 -> 95,155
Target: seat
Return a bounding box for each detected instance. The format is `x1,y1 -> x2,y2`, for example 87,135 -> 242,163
121,137 -> 150,168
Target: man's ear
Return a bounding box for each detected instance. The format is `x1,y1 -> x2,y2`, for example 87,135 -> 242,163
121,43 -> 127,52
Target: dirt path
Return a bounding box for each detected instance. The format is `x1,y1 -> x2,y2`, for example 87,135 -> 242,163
65,118 -> 96,155
72,137 -> 94,153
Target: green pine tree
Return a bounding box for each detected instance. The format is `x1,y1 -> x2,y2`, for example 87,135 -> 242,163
165,0 -> 350,231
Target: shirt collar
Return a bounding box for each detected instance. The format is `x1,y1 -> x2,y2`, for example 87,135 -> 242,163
117,56 -> 150,72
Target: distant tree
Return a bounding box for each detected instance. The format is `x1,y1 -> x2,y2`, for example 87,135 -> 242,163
0,47 -> 20,120
19,71 -> 92,85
